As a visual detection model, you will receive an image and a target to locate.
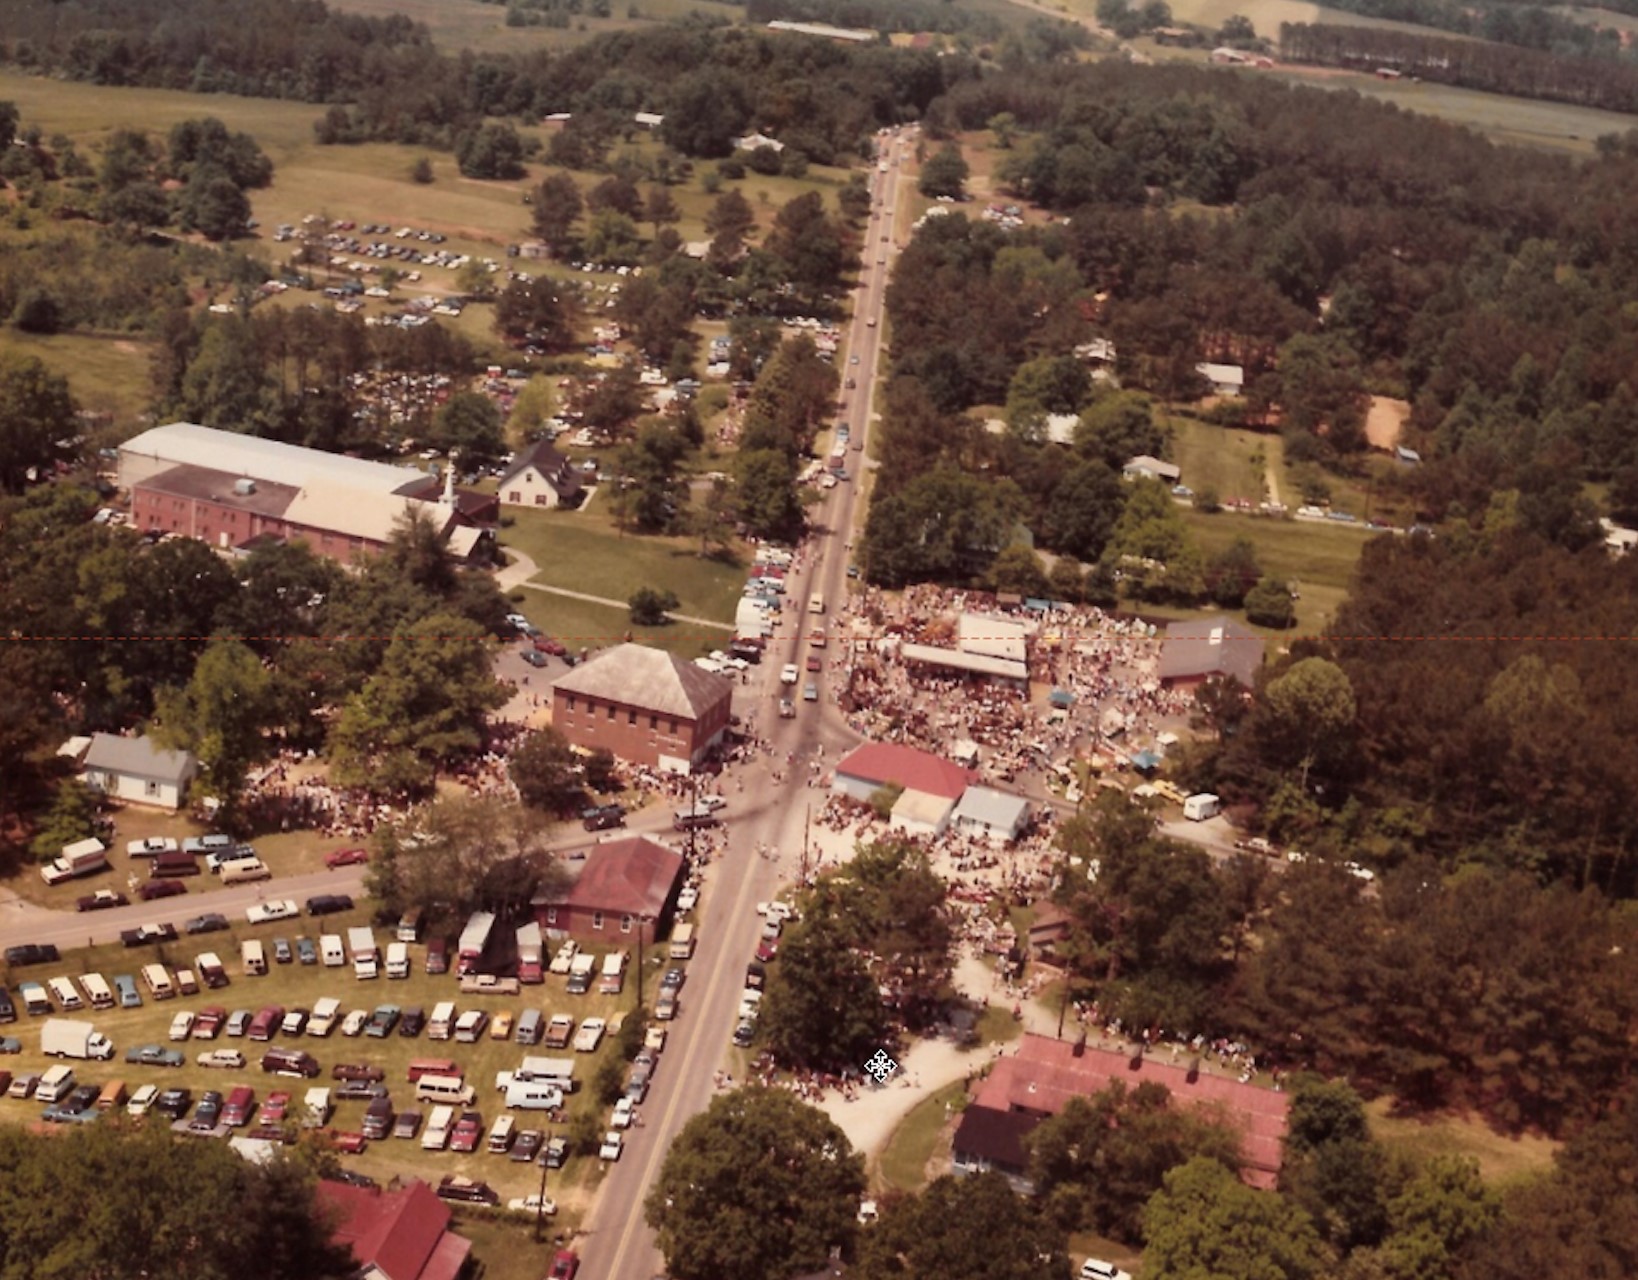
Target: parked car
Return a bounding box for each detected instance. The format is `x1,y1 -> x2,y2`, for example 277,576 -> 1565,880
611,1097 -> 635,1129
281,1008 -> 310,1036
153,1087 -> 193,1119
127,837 -> 179,857
332,1063 -> 386,1082
197,1048 -> 246,1069
544,1136 -> 568,1168
138,880 -> 187,903
272,938 -> 293,965
225,1010 -> 252,1037
295,937 -> 318,965
126,1043 -> 185,1068
336,1080 -> 387,1101
521,649 -> 549,669
305,894 -> 354,916
246,900 -> 299,925
392,1110 -> 423,1139
364,1006 -> 400,1038
510,1129 -> 544,1163
121,922 -> 179,945
168,1012 -> 195,1041
191,1090 -> 224,1130
660,967 -> 685,992
549,1251 -> 579,1280
598,1131 -> 623,1161
185,914 -> 229,936
581,804 -> 625,832
449,1111 -> 483,1153
508,1193 -> 557,1215
76,890 -> 129,912
341,1009 -> 368,1037
436,1175 -> 498,1206
398,1007 -> 426,1037
262,1090 -> 291,1123
3,944 -> 59,967
324,848 -> 368,869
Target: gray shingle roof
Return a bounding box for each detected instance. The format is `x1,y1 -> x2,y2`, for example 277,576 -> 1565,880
1157,616 -> 1264,687
81,733 -> 197,785
552,644 -> 732,720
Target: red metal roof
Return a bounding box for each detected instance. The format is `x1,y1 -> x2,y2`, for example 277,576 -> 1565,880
975,1034 -> 1289,1188
834,742 -> 976,800
550,836 -> 684,918
318,1179 -> 462,1280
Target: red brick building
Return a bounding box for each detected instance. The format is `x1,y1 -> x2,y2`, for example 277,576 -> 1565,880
533,836 -> 684,946
551,643 -> 733,773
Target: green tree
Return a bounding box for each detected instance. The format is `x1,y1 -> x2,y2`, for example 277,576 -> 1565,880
1100,477 -> 1204,603
28,778 -> 100,863
1006,354 -> 1091,438
1379,1156 -> 1499,1280
645,184 -> 681,234
647,1089 -> 865,1280
101,180 -> 170,237
705,188 -> 756,268
919,143 -> 970,199
429,391 -> 505,470
327,611 -> 507,798
531,171 -> 585,256
658,71 -> 750,158
760,903 -> 890,1072
687,473 -> 736,559
857,1172 -> 1067,1280
177,164 -> 251,239
988,543 -> 1050,597
1145,1156 -> 1331,1280
1245,576 -> 1296,628
1206,537 -> 1262,608
584,208 -> 642,266
1256,657 -> 1357,790
0,353 -> 78,493
1075,393 -> 1165,469
152,637 -> 279,819
1049,554 -> 1085,603
1041,459 -> 1124,562
509,726 -> 586,815
410,155 -> 434,184
1278,333 -> 1369,452
456,122 -> 525,179
496,276 -> 579,349
988,111 -> 1018,149
826,840 -> 955,1026
629,586 -> 679,625
734,449 -> 803,542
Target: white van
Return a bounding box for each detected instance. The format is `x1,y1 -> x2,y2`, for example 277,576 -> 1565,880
220,858 -> 271,885
242,940 -> 267,976
598,951 -> 626,995
668,923 -> 696,960
427,1001 -> 456,1041
140,964 -> 175,1001
1182,793 -> 1223,822
38,1064 -> 76,1103
453,1009 -> 487,1043
46,977 -> 84,1012
385,942 -> 409,980
303,1087 -> 332,1128
320,935 -> 346,967
487,1114 -> 516,1153
415,1075 -> 475,1107
127,1083 -> 159,1116
308,997 -> 341,1037
79,974 -> 115,1011
421,1104 -> 455,1150
504,1078 -> 566,1111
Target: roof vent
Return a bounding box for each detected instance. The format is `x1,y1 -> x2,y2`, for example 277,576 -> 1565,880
233,478 -> 256,496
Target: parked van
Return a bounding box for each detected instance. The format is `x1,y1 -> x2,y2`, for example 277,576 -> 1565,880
38,1065 -> 76,1104
223,1085 -> 256,1127
415,1075 -> 475,1107
18,983 -> 51,1017
396,908 -> 424,944
1182,793 -> 1222,822
515,1056 -> 576,1088
308,997 -> 341,1037
515,1009 -> 543,1046
598,951 -> 626,995
46,977 -> 84,1012
406,1058 -> 460,1083
127,1083 -> 158,1116
504,1078 -> 566,1111
320,935 -> 345,967
385,942 -> 410,979
362,1094 -> 395,1139
96,1079 -> 128,1110
453,1009 -> 488,1043
487,1114 -> 516,1153
242,940 -> 267,977
421,1104 -> 455,1150
141,964 -> 175,1000
669,923 -> 696,960
113,974 -> 141,1009
195,952 -> 228,990
303,1087 -> 332,1128
150,852 -> 199,878
220,858 -> 271,885
426,1002 -> 457,1041
80,974 -> 115,1011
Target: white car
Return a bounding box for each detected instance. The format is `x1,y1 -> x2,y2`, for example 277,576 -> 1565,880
676,887 -> 699,914
780,663 -> 799,685
549,941 -> 579,974
611,1097 -> 635,1129
573,1018 -> 606,1053
508,1195 -> 557,1215
197,1049 -> 246,1069
168,1011 -> 195,1041
340,1009 -> 368,1037
695,794 -> 728,813
1080,1261 -> 1132,1280
245,899 -> 299,925
127,837 -> 179,857
599,1131 -> 623,1161
738,989 -> 763,1020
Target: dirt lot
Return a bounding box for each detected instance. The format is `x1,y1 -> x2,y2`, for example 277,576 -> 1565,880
1364,395 -> 1409,451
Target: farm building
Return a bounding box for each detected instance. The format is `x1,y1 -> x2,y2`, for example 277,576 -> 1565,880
950,787 -> 1032,844
497,440 -> 584,509
533,836 -> 683,945
832,742 -> 976,808
1158,617 -> 1265,691
1195,362 -> 1245,397
316,1178 -> 472,1280
1122,455 -> 1182,484
551,644 -> 733,773
79,733 -> 197,810
118,423 -> 496,565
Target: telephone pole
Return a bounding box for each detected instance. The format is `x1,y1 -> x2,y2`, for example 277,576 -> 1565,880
801,802 -> 810,885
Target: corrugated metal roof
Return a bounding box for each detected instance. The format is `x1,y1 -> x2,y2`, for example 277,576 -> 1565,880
900,643 -> 1028,682
122,422 -> 433,495
952,786 -> 1031,829
552,644 -> 733,720
283,484 -> 449,545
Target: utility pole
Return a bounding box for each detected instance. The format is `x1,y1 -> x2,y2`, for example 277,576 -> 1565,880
635,912 -> 649,1016
532,1142 -> 550,1242
801,803 -> 810,885
687,771 -> 699,864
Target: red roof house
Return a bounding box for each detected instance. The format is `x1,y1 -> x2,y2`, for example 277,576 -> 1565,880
967,1033 -> 1290,1189
532,835 -> 684,946
317,1179 -> 471,1280
831,742 -> 977,803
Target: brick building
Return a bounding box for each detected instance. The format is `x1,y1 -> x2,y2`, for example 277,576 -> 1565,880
551,644 -> 733,773
533,836 -> 684,947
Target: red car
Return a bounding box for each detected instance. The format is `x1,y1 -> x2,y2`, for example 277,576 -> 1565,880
325,848 -> 368,869
449,1111 -> 483,1153
139,879 -> 187,902
262,1090 -> 291,1123
550,1252 -> 579,1280
755,938 -> 779,963
532,635 -> 567,657
327,1131 -> 368,1155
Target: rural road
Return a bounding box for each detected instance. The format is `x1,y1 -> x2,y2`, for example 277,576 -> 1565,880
575,129 -> 912,1280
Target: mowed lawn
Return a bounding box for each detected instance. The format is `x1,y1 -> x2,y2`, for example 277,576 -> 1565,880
2,331 -> 154,435
1165,415 -> 1271,505
0,902 -> 648,1222
506,590 -> 724,660
1367,1098 -> 1558,1187
877,1080 -> 968,1191
503,506 -> 747,625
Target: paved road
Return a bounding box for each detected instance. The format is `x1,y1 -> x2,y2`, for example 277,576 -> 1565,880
578,131 -> 913,1280
0,864 -> 369,952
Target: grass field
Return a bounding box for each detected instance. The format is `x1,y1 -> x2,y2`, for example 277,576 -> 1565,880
507,587 -> 724,658
1165,415 -> 1270,505
876,1079 -> 967,1190
328,0 -> 733,52
1366,1097 -> 1559,1187
0,899 -> 658,1221
1,331 -> 154,437
503,505 -> 747,625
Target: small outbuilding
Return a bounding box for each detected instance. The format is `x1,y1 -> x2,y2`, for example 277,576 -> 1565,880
950,787 -> 1032,845
80,733 -> 197,810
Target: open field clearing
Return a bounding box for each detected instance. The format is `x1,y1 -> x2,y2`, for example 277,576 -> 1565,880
1367,1098 -> 1559,1187
1165,415 -> 1270,505
1,331 -> 153,434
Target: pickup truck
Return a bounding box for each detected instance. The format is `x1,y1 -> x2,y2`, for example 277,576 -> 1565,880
543,1015 -> 574,1049
458,974 -> 520,996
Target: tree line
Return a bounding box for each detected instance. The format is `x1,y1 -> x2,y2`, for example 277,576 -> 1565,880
1299,0 -> 1627,58
1280,22 -> 1638,114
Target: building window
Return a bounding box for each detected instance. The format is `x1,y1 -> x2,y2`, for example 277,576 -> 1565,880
592,911 -> 604,931
628,708 -> 636,725
535,494 -> 548,506
546,907 -> 557,925
669,719 -> 678,735
143,780 -> 162,799
566,695 -> 576,712
650,714 -> 658,730
607,704 -> 616,721
508,492 -> 521,503
621,915 -> 633,933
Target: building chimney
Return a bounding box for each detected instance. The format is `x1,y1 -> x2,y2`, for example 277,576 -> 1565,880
1072,1033 -> 1086,1058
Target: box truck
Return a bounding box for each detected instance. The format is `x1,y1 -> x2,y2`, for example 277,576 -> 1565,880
598,951 -> 626,995
516,922 -> 543,985
669,923 -> 696,960
457,911 -> 495,976
42,838 -> 109,885
1182,793 -> 1222,822
348,927 -> 379,979
41,1018 -> 114,1060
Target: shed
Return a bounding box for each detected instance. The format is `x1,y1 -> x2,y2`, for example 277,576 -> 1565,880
81,733 -> 197,810
888,789 -> 957,839
951,787 -> 1032,844
1122,455 -> 1182,484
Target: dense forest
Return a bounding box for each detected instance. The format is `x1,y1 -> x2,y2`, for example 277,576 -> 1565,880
1279,22 -> 1638,114
1303,0 -> 1626,57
